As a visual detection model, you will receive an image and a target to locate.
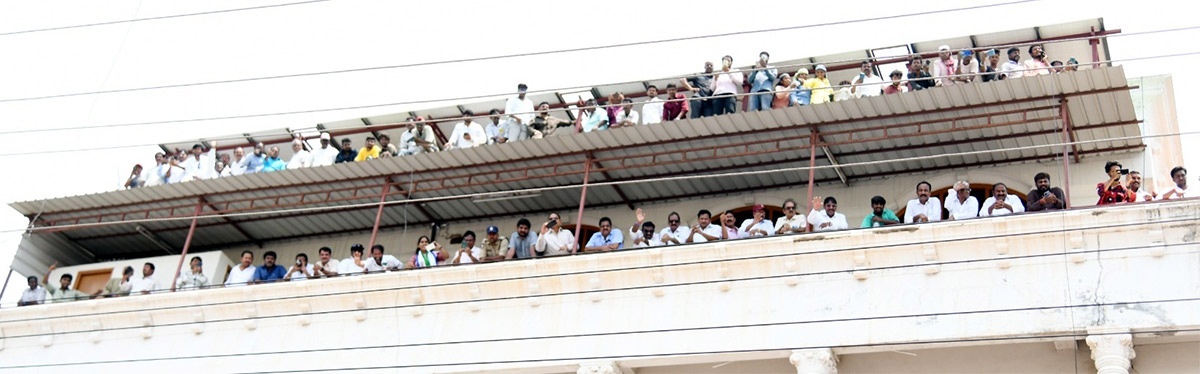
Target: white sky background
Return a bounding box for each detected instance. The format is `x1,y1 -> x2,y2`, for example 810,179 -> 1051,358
0,0 -> 1196,303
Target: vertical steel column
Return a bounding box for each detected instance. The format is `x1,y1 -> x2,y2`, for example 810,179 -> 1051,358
368,180 -> 392,249
572,156 -> 593,254
1089,27 -> 1102,69
805,131 -> 818,232
170,198 -> 205,292
1060,99 -> 1073,209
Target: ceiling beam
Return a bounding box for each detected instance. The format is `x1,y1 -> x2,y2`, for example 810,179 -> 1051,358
588,151 -> 636,210
202,196 -> 263,248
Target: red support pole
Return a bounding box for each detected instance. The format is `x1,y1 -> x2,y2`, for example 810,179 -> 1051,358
367,180 -> 392,249
1089,27 -> 1102,69
170,199 -> 204,292
805,131 -> 818,232
1060,99 -> 1073,209
572,156 -> 593,254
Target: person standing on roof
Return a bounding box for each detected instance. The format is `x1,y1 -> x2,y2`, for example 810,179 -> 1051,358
497,84 -> 534,144
312,133 -> 340,167
746,51 -> 777,112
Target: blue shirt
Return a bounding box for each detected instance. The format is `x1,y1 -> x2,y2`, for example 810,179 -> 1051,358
748,65 -> 778,92
253,265 -> 287,282
582,110 -> 608,133
586,229 -> 624,250
262,157 -> 286,172
791,87 -> 810,106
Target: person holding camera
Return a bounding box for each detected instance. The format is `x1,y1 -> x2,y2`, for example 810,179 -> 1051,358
535,212 -> 575,256
1026,172 -> 1066,211
285,253 -> 315,281
1096,161 -> 1131,205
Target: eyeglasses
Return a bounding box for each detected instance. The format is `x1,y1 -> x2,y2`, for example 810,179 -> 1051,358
668,219 -> 680,223
783,206 -> 795,210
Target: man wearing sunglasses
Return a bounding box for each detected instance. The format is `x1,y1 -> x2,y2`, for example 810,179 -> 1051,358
774,198 -> 805,235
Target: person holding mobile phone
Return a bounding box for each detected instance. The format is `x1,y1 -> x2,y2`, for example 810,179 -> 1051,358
451,231 -> 485,264
850,60 -> 883,98
1096,161 -> 1131,205
710,55 -> 744,116
1027,172 -> 1067,211
535,212 -> 576,256
407,236 -> 444,269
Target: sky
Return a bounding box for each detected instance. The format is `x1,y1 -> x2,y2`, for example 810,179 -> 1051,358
1,0 -> 1197,304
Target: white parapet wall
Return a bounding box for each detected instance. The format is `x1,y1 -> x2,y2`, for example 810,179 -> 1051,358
0,200 -> 1197,374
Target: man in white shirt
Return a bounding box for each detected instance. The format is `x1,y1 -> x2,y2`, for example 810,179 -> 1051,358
364,244 -> 403,272
223,250 -> 257,287
18,276 -> 46,306
535,212 -> 576,256
686,209 -> 722,243
485,109 -> 504,144
807,196 -> 849,232
999,47 -> 1023,79
312,246 -> 340,278
286,139 -> 312,169
446,110 -> 487,150
851,60 -> 884,98
1160,166 -> 1190,200
904,181 -> 943,223
774,199 -> 806,234
144,153 -> 167,186
739,204 -> 775,238
180,142 -> 217,181
953,50 -> 980,84
641,86 -> 665,125
657,211 -> 690,245
130,262 -> 162,295
338,244 -> 368,275
979,183 -> 1026,217
311,133 -> 340,167
633,221 -> 664,248
497,84 -> 535,143
401,117 -> 440,155
229,147 -> 248,175
930,45 -> 960,86
159,154 -> 187,184
1125,171 -> 1156,202
285,253 -> 315,280
451,231 -> 486,264
175,256 -> 209,290
944,181 -> 980,220
614,99 -> 640,128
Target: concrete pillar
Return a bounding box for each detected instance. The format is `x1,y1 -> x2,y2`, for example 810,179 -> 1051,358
790,348 -> 838,374
577,361 -> 620,374
1086,328 -> 1136,374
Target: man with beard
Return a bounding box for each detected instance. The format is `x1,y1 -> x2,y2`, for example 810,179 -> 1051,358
1027,172 -> 1067,211
658,211 -> 690,245
1022,44 -> 1052,77
904,181 -> 942,223
238,142 -> 267,173
1000,47 -> 1023,79
530,102 -> 572,138
632,221 -> 663,248
681,61 -> 715,118
862,196 -> 901,228
979,183 -> 1025,217
335,138 -> 358,163
506,218 -> 539,259
1125,171 -> 1157,202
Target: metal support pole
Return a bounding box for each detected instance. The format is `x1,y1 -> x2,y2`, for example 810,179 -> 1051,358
0,268 -> 13,307
1089,26 -> 1102,69
805,131 -> 818,232
170,199 -> 205,292
572,156 -> 593,254
1060,99 -> 1073,209
368,180 -> 392,249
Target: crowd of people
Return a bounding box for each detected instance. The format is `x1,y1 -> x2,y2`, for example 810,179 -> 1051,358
22,163 -> 1190,306
122,45 -> 1080,188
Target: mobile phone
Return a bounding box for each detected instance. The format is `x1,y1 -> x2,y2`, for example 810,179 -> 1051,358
1119,169 -> 1129,175
546,219 -> 558,228
425,243 -> 437,251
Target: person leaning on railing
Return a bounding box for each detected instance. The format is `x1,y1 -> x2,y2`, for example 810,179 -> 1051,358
42,262 -> 91,302
1159,166 -> 1190,200
1125,171 -> 1156,202
1026,172 -> 1066,211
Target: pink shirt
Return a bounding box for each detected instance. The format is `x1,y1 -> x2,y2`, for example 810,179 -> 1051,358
1022,59 -> 1052,76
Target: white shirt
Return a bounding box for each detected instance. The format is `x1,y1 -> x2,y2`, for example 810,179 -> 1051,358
807,209 -> 849,232
774,214 -> 806,234
631,230 -> 664,248
503,95 -> 535,129
287,149 -> 312,169
904,197 -> 943,223
485,122 -> 501,144
224,264 -> 256,287
452,247 -> 485,264
286,264 -> 316,280
229,157 -> 248,175
979,195 -> 1026,217
143,164 -> 165,186
338,257 -> 366,275
688,223 -> 722,243
945,195 -> 980,220
641,97 -> 664,125
536,228 -> 575,256
1160,185 -> 1190,200
130,275 -> 161,294
363,255 -> 402,272
713,69 -> 745,96
158,163 -> 185,184
616,110 -> 640,126
312,145 -> 339,167
314,259 -> 339,277
175,269 -> 209,290
658,226 -> 689,245
20,287 -> 46,305
181,150 -> 215,181
854,73 -> 884,97
738,218 -> 775,238
448,121 -> 487,149
1000,60 -> 1023,79
957,59 -> 980,82
930,58 -> 960,86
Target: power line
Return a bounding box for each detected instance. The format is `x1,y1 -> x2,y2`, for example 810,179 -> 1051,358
3,296 -> 1195,369
0,0 -> 333,37
1,239 -> 1191,338
0,1 -> 1033,106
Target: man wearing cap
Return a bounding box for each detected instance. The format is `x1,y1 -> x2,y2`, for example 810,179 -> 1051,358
486,109 -> 504,144
286,139 -> 312,169
182,141 -> 218,181
497,84 -> 535,144
377,133 -> 398,157
791,69 -> 812,105
981,49 -> 1002,82
447,110 -> 488,149
480,226 -> 509,262
944,181 -> 979,220
746,51 -> 778,112
904,181 -> 943,223
354,137 -> 382,161
1000,47 -> 1023,79
953,50 -> 979,84
738,204 -> 775,238
1065,58 -> 1080,72
262,146 -> 287,172
312,133 -> 340,167
335,138 -> 358,163
930,45 -> 960,86
850,60 -> 884,98
681,61 -> 715,118
1022,44 -> 1052,77
804,65 -> 833,104
907,57 -> 935,91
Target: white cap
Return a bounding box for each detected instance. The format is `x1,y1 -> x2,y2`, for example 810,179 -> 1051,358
815,65 -> 827,71
938,45 -> 951,52
320,132 -> 331,140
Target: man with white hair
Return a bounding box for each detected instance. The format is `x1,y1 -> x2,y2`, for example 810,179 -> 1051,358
944,181 -> 979,220
286,139 -> 312,169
